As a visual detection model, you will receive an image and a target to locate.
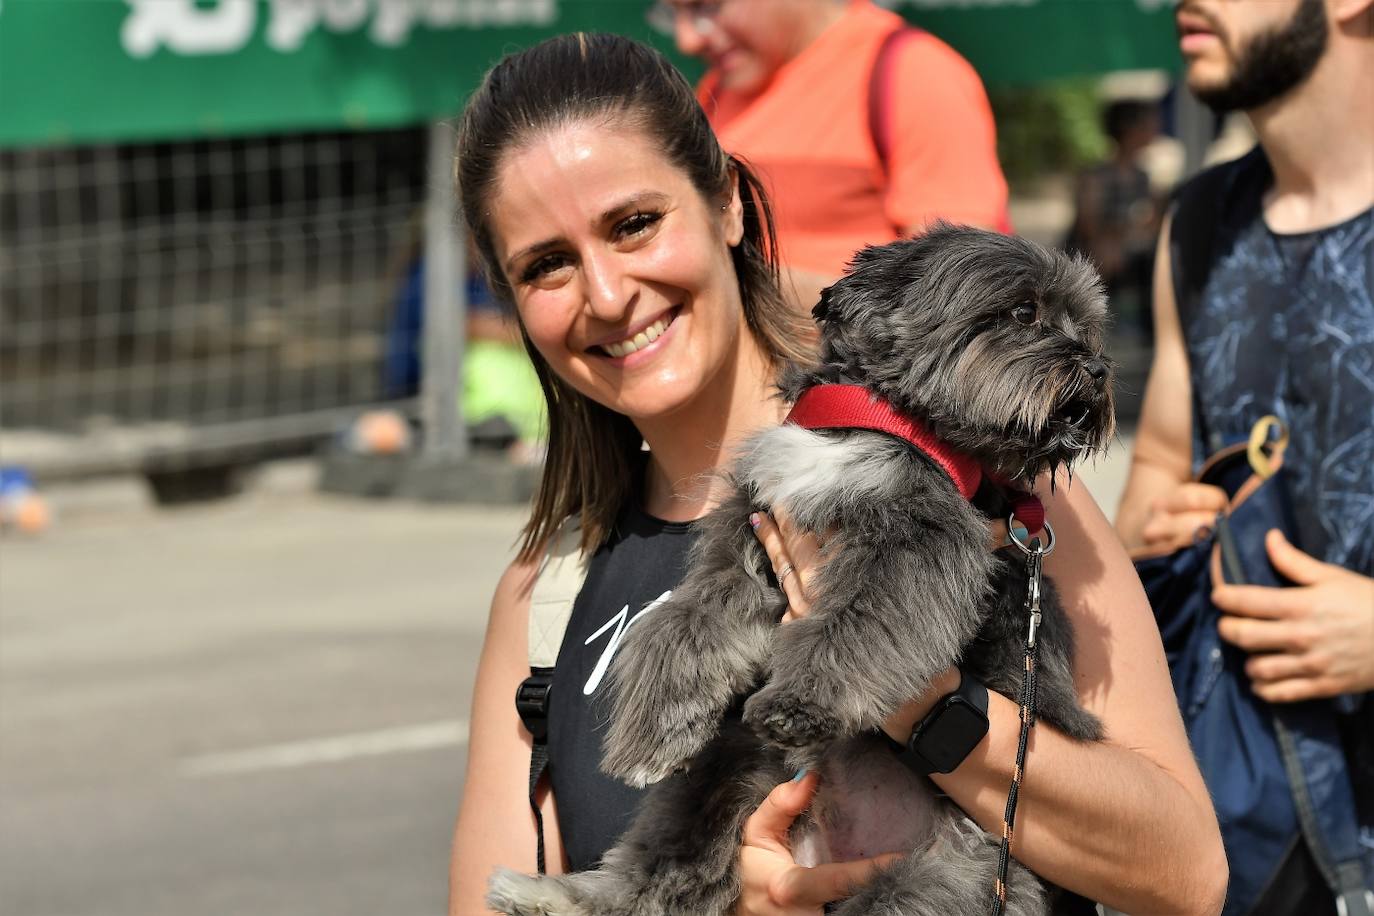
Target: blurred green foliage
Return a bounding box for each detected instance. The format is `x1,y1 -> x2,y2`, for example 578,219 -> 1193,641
990,79 -> 1109,187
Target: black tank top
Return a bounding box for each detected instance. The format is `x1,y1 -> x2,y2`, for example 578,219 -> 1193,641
540,502 -> 1099,916
546,501 -> 697,871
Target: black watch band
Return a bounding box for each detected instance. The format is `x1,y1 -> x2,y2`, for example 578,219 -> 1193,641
895,669 -> 990,776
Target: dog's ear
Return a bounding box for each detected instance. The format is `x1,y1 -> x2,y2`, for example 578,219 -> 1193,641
812,285 -> 835,323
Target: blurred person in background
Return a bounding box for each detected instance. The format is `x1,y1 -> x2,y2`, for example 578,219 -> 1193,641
449,32 -> 1226,916
379,230 -> 544,459
1117,0 -> 1374,910
1063,99 -> 1162,341
653,0 -> 1010,313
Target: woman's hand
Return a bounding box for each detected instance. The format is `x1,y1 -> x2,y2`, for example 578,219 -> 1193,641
750,509 -> 1011,618
734,771 -> 898,916
748,510 -> 825,621
749,509 -> 992,742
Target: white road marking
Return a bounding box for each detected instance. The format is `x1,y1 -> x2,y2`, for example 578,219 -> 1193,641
180,719 -> 469,777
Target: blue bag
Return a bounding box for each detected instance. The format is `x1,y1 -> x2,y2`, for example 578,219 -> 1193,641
1135,420 -> 1372,915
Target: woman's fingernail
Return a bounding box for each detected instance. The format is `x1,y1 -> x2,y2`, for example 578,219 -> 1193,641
791,767 -> 808,782
749,512 -> 761,529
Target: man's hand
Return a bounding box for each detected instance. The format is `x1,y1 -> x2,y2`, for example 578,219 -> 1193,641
734,772 -> 899,916
1213,529 -> 1374,702
1139,483 -> 1229,553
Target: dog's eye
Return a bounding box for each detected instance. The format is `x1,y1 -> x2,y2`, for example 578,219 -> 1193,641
1011,303 -> 1038,325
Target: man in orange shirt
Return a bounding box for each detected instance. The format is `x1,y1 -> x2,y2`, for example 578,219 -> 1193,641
655,0 -> 1010,311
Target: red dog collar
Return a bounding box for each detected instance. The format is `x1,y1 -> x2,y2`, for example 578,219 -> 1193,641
785,384 -> 984,501
784,384 -> 1045,534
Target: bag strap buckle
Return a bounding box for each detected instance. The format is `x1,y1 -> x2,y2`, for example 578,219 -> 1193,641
516,671 -> 554,743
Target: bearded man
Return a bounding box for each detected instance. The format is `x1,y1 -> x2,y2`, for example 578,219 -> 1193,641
1117,0 -> 1374,912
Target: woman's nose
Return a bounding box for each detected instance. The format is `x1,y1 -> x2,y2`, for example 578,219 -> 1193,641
581,251 -> 632,320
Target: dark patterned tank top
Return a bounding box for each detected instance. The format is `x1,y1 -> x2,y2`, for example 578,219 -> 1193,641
1177,147 -> 1374,575
545,501 -> 697,871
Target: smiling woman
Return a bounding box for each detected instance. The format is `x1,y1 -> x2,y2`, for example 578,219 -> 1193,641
448,32 -> 827,910
455,33 -> 811,554
490,126 -> 752,431
449,32 -> 1227,916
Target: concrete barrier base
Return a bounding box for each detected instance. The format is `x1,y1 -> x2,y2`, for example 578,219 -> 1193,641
318,450 -> 537,505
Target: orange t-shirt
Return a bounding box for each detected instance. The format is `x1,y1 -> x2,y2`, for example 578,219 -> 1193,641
698,1 -> 1009,276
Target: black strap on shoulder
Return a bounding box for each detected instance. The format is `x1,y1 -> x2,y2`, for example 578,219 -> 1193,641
1167,146 -> 1266,329
516,668 -> 554,874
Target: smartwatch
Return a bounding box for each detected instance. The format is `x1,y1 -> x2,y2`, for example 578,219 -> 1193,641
896,669 -> 990,776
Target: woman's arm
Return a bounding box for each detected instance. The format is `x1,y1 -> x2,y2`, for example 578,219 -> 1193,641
450,558 -> 568,916
754,481 -> 1228,915
930,478 -> 1227,914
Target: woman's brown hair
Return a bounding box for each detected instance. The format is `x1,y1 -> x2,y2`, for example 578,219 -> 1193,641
456,32 -> 812,560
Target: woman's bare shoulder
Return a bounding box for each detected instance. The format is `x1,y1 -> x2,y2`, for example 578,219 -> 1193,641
493,553 -> 541,614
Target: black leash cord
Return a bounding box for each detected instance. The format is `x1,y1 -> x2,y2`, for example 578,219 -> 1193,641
993,635 -> 1039,914
994,523 -> 1051,915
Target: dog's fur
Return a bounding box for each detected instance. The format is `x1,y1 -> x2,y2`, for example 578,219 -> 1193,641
488,225 -> 1116,916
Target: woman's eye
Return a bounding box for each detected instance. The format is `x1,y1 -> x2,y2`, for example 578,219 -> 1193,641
616,211 -> 662,240
1011,303 -> 1038,325
521,254 -> 572,284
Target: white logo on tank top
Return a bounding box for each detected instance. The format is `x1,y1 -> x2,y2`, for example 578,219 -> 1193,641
582,591 -> 671,696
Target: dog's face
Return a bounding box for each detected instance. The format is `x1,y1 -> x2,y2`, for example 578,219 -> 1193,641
812,224 -> 1115,482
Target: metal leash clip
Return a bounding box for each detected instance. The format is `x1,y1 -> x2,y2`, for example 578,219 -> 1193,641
992,514 -> 1058,915
1006,516 -> 1054,648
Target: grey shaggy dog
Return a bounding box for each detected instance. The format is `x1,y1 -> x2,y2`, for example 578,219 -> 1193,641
489,224 -> 1116,916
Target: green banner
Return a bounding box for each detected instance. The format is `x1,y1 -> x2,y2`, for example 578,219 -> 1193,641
899,0 -> 1180,86
0,0 -> 1179,148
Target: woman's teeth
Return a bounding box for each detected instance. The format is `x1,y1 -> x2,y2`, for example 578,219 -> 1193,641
603,315 -> 671,358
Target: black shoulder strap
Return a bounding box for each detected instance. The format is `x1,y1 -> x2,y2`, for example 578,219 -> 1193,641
1167,146 -> 1266,329
516,669 -> 554,873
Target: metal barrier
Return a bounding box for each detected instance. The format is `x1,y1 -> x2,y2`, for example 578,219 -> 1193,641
1,125 -> 434,490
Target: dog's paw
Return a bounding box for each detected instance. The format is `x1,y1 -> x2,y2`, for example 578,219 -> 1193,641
602,699 -> 719,786
487,869 -> 583,916
743,685 -> 845,748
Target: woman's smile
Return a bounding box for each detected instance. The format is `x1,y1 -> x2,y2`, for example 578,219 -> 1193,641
587,307 -> 682,363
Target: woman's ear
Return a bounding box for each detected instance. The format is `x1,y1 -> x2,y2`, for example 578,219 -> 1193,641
722,172 -> 745,248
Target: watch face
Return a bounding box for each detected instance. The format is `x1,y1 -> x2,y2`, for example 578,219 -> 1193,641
919,697 -> 990,773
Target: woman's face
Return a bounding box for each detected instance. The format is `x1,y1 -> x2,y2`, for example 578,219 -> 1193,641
673,0 -> 812,94
487,121 -> 748,424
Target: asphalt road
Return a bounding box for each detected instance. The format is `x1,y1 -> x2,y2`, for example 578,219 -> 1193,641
0,440 -> 1132,916
1,471 -> 526,916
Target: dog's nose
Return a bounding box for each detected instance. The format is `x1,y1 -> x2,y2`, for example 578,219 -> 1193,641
1083,359 -> 1108,387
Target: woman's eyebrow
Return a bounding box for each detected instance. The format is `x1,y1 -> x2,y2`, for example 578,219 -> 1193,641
597,191 -> 670,225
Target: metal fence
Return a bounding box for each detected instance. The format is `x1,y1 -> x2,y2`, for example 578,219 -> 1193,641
0,125 -> 436,491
